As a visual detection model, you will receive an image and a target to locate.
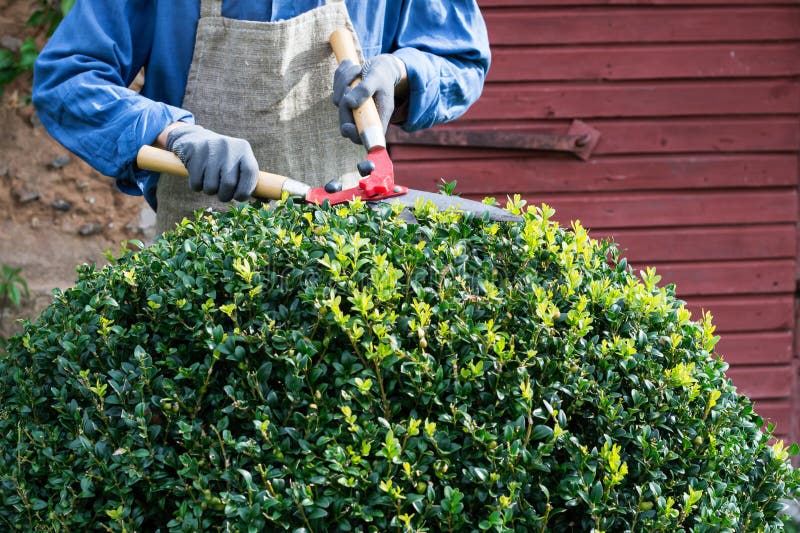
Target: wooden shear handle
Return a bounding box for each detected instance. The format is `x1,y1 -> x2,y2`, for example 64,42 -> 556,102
329,29 -> 386,150
135,145 -> 288,200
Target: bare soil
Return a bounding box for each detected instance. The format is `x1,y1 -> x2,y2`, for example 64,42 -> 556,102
0,0 -> 154,338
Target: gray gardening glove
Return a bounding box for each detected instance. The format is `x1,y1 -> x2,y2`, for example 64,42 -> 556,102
333,54 -> 406,144
166,124 -> 258,202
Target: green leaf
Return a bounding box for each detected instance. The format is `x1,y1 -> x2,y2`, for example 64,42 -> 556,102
531,425 -> 554,441
17,38 -> 39,71
31,499 -> 48,511
307,508 -> 327,520
590,482 -> 603,504
61,0 -> 76,16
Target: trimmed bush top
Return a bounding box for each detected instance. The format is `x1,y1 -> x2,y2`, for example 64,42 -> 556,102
1,197 -> 798,531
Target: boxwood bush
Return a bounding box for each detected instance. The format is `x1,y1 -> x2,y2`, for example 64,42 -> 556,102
1,198 -> 798,531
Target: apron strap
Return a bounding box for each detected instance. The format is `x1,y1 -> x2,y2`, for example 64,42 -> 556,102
200,0 -> 223,18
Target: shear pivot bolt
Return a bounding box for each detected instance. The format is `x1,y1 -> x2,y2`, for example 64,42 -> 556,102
324,179 -> 343,193
357,160 -> 376,177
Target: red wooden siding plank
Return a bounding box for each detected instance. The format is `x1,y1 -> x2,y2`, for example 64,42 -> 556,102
727,366 -> 792,400
391,155 -> 797,194
483,7 -> 800,45
489,43 -> 800,82
585,118 -> 800,156
685,295 -> 794,333
717,332 -> 793,366
391,118 -> 800,157
497,190 -> 798,229
598,225 -> 796,263
465,81 -> 800,120
641,260 -> 795,296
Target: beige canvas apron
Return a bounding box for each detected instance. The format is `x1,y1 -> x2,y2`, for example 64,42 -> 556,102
155,0 -> 364,234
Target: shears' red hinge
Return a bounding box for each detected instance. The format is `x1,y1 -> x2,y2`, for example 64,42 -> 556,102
306,147 -> 407,206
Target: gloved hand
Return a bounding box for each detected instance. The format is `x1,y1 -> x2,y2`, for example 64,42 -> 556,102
333,53 -> 407,144
166,124 -> 259,202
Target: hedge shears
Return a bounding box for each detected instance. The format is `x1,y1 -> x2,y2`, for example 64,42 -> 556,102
135,30 -> 519,222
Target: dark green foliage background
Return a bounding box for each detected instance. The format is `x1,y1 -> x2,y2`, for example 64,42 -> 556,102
0,199 -> 797,531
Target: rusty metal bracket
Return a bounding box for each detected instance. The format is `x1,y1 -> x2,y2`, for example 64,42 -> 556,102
386,119 -> 601,161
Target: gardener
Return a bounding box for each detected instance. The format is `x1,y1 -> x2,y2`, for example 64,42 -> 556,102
32,1 -> 490,234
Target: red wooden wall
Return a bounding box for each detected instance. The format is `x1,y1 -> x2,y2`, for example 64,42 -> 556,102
389,1 -> 800,440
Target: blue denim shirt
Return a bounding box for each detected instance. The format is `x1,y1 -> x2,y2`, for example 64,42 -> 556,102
31,0 -> 490,208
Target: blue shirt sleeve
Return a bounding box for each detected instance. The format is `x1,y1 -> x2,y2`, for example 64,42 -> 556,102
32,1 -> 192,201
389,0 -> 490,131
